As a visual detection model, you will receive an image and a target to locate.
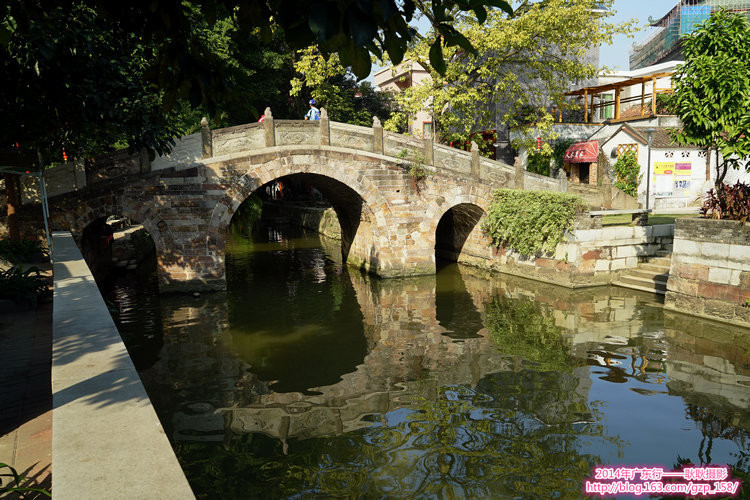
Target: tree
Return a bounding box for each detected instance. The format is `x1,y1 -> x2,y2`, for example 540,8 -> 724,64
290,47 -> 396,126
2,0 -> 510,239
2,0 -> 512,121
669,9 -> 750,188
380,0 -> 635,154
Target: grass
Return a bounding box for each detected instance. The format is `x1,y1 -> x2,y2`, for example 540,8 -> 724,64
602,213 -> 697,227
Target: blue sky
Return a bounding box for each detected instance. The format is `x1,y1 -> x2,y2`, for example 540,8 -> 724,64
601,0 -> 681,70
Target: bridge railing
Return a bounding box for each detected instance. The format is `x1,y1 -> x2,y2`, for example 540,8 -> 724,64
4,109 -> 589,208
192,107 -> 527,189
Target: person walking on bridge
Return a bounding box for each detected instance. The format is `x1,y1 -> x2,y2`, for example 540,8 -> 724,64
304,99 -> 320,121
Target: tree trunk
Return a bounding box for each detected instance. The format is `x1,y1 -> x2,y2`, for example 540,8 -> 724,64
715,148 -> 727,189
4,172 -> 22,241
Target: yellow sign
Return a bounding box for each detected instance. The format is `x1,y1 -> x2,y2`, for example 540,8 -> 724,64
653,162 -> 675,175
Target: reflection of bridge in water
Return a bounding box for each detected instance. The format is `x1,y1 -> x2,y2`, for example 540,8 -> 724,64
138,258 -> 750,446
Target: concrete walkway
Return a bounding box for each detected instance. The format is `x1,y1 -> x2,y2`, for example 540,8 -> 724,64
0,302 -> 52,498
51,232 -> 194,499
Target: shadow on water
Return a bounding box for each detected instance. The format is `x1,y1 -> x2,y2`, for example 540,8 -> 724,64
226,221 -> 368,394
434,263 -> 484,339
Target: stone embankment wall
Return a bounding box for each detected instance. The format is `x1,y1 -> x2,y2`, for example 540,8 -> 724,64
282,205 -> 342,240
479,223 -> 674,288
665,218 -> 750,326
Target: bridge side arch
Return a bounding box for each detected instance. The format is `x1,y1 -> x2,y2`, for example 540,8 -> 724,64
50,192 -> 173,259
206,149 -> 399,275
422,190 -> 494,264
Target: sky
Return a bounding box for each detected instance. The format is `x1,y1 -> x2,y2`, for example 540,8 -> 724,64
601,0 -> 682,70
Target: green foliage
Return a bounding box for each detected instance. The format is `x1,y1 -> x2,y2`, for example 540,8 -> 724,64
230,194 -> 264,235
397,149 -> 431,192
527,139 -> 578,177
387,0 -> 636,146
290,47 -> 396,126
1,0 -> 510,160
0,265 -> 49,304
485,295 -> 577,372
654,92 -> 675,115
0,238 -> 44,264
612,151 -> 641,197
0,462 -> 50,497
668,9 -> 750,186
481,189 -> 588,256
527,151 -> 552,176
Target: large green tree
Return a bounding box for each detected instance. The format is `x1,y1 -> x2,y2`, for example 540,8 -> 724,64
669,9 -> 750,187
380,0 -> 635,153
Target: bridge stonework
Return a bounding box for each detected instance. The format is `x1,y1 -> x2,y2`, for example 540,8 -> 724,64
15,116 -> 568,292
140,145 -> 498,291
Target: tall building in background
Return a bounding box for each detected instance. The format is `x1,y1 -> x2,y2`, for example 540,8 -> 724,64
630,0 -> 750,70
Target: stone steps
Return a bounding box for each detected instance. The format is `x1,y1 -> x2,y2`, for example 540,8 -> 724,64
613,251 -> 672,296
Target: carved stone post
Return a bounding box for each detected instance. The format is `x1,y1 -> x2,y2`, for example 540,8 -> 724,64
514,155 -> 525,190
470,141 -> 480,179
200,117 -> 213,158
263,107 -> 275,147
423,138 -> 433,166
73,159 -> 87,189
138,147 -> 151,175
320,107 -> 330,146
372,116 -> 383,155
557,167 -> 568,192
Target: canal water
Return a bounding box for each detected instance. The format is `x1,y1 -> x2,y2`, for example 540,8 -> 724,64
101,220 -> 750,499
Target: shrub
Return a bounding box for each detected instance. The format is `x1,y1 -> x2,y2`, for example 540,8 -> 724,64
701,181 -> 750,223
0,265 -> 50,305
612,151 -> 640,197
0,238 -> 44,264
397,149 -> 431,192
527,151 -> 552,176
481,189 -> 588,256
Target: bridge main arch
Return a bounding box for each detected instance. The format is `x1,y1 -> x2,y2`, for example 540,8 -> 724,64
204,148 -> 403,286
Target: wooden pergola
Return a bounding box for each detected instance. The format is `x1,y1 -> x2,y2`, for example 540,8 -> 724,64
561,72 -> 674,123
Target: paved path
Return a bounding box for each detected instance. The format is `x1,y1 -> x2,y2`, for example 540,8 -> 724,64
51,231 -> 194,499
0,301 -> 52,498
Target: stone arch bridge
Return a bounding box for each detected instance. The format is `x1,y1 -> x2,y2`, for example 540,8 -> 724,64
18,111 -> 566,291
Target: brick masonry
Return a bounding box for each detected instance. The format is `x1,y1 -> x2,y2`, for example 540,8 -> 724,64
665,218 -> 750,326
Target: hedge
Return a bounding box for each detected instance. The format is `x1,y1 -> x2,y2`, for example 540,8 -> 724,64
481,189 -> 588,256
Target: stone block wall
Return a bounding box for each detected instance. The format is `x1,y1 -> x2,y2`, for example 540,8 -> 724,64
484,223 -> 674,288
665,218 -> 750,326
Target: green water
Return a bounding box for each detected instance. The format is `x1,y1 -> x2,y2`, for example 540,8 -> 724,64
105,222 -> 750,499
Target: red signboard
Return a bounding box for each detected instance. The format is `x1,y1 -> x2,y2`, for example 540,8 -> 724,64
564,140 -> 599,163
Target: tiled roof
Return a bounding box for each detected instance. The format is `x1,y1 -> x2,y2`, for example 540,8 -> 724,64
650,129 -> 702,149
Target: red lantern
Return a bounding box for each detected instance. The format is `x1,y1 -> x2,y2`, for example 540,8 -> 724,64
62,148 -> 68,162
536,137 -> 542,150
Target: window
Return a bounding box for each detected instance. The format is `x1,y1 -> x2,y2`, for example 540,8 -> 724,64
423,122 -> 433,139
600,93 -> 614,120
698,150 -> 707,158
681,151 -> 690,158
665,151 -> 674,158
